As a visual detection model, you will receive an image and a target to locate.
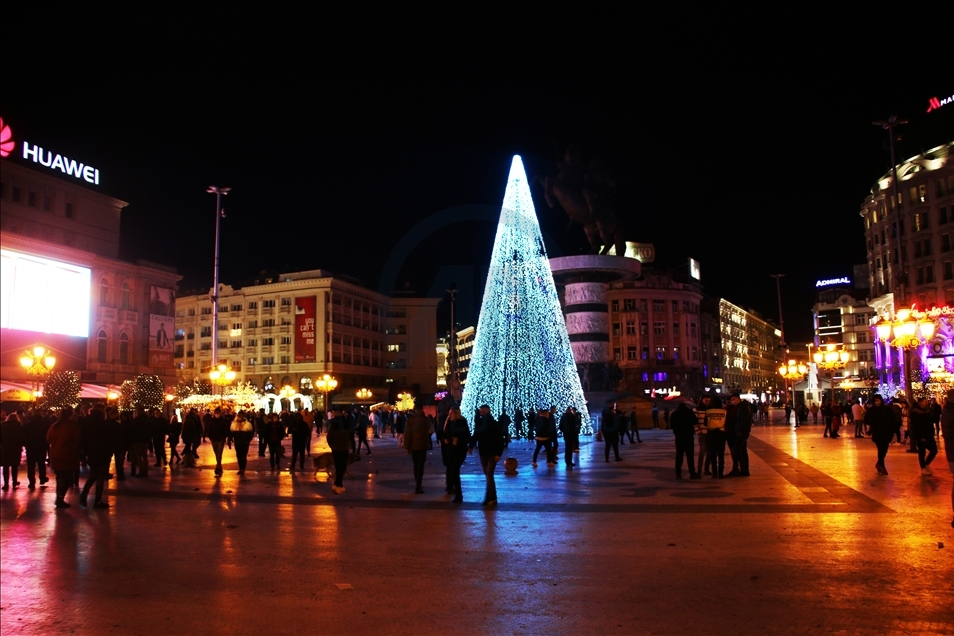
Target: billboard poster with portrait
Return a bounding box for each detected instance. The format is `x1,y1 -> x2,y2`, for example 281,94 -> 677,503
295,296 -> 316,363
149,286 -> 175,368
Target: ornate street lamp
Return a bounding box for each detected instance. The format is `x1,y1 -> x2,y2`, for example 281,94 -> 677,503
315,373 -> 338,413
20,345 -> 56,404
356,388 -> 372,400
778,360 -> 807,423
209,362 -> 237,397
813,344 -> 850,405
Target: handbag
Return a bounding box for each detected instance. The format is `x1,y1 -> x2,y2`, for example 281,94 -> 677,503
596,430 -> 603,442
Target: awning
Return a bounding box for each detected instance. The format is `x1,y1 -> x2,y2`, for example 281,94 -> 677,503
0,380 -> 115,400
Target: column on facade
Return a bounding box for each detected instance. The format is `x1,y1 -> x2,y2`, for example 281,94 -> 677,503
563,281 -> 611,367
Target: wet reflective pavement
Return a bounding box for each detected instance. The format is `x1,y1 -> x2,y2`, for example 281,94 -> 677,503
2,422 -> 952,635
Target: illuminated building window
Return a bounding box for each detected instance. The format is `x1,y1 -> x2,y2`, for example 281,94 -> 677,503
262,357 -> 274,365
673,347 -> 680,359
97,330 -> 107,362
625,321 -> 635,335
99,278 -> 109,307
248,358 -> 257,366
642,373 -> 649,382
119,333 -> 130,364
653,372 -> 668,382
281,298 -> 292,306
656,346 -> 666,360
232,322 -> 242,330
641,346 -> 649,360
121,281 -> 132,310
280,336 -> 291,345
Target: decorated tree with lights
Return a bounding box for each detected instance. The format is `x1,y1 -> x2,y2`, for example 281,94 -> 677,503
132,374 -> 165,410
43,370 -> 82,409
460,155 -> 591,434
118,380 -> 135,412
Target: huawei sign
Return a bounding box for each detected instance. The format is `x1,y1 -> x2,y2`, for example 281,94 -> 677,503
0,116 -> 102,185
0,118 -> 13,158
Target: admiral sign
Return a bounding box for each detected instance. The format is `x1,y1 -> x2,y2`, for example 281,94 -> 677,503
815,277 -> 850,288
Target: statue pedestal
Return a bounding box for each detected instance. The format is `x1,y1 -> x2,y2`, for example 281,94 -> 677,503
549,255 -> 642,412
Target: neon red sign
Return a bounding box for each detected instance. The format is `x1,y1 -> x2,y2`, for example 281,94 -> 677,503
926,94 -> 953,113
0,118 -> 13,158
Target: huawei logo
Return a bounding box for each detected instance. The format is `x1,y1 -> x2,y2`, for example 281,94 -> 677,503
0,118 -> 13,158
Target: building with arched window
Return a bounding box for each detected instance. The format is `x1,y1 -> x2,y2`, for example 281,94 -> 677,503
1,156 -> 181,390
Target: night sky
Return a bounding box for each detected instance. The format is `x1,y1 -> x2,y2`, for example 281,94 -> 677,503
3,3 -> 952,343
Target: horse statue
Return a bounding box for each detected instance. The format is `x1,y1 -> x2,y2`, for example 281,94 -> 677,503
533,145 -> 625,256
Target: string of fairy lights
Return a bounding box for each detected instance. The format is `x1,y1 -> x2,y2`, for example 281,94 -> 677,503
460,155 -> 591,434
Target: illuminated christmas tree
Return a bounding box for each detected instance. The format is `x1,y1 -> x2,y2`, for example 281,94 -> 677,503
43,371 -> 81,409
460,155 -> 591,434
132,374 -> 164,410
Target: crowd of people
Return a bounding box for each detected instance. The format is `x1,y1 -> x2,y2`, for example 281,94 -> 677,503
1,392 -> 951,526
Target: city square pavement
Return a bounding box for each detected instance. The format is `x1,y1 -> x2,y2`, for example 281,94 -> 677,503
2,416 -> 953,635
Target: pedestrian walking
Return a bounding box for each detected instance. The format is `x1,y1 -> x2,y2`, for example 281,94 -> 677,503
265,412 -> 285,470
732,394 -> 752,476
559,407 -> 579,469
532,408 -> 557,467
670,402 -> 699,479
228,411 -> 255,476
600,404 -> 621,462
130,408 -> 151,477
442,408 -> 471,502
471,404 -> 505,506
941,390 -> 954,528
206,407 -> 230,477
629,408 -> 642,443
355,408 -> 372,455
403,404 -> 432,494
288,411 -> 309,471
910,397 -> 938,475
1,412 -> 24,490
24,409 -> 50,489
151,408 -> 168,467
168,413 -> 183,464
327,406 -> 351,494
651,404 -> 659,428
46,407 -> 81,509
865,395 -> 895,476
79,407 -> 115,508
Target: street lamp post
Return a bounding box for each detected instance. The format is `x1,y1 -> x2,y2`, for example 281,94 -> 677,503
209,362 -> 237,401
778,360 -> 807,425
207,185 -> 230,378
875,308 -> 934,451
315,373 -> 338,415
356,388 -> 372,401
20,345 -> 56,404
813,344 -> 850,407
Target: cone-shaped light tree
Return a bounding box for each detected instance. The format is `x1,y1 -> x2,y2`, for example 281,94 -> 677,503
460,156 -> 591,434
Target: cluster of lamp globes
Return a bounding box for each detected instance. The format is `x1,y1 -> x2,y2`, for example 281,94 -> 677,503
20,346 -> 56,375
874,308 -> 935,351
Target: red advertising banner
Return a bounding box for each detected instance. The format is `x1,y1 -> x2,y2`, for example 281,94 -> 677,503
295,296 -> 316,363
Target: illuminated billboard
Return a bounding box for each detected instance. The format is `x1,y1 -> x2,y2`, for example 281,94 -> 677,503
0,248 -> 91,337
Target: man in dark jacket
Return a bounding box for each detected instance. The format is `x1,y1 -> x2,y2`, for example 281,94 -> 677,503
941,390 -> 954,528
559,407 -> 579,469
731,395 -> 753,476
910,397 -> 938,475
403,404 -> 432,494
79,407 -> 115,508
670,402 -> 699,479
130,408 -> 152,477
24,410 -> 51,489
150,409 -> 167,467
471,404 -> 506,505
205,408 -> 230,476
865,395 -> 895,476
723,396 -> 740,476
600,405 -> 621,463
288,411 -> 310,471
326,407 -> 352,493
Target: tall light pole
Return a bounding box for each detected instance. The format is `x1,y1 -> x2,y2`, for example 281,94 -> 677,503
771,274 -> 788,408
208,185 -> 230,374
873,116 -> 908,302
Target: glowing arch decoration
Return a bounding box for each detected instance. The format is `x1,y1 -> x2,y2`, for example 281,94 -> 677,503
460,155 -> 590,433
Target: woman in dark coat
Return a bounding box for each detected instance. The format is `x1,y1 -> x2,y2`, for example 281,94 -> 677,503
1,413 -> 25,490
46,407 -> 82,508
864,395 -> 896,476
168,414 -> 183,465
441,408 -> 471,503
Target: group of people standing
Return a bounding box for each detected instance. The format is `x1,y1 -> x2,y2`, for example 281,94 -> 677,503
667,392 -> 753,480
